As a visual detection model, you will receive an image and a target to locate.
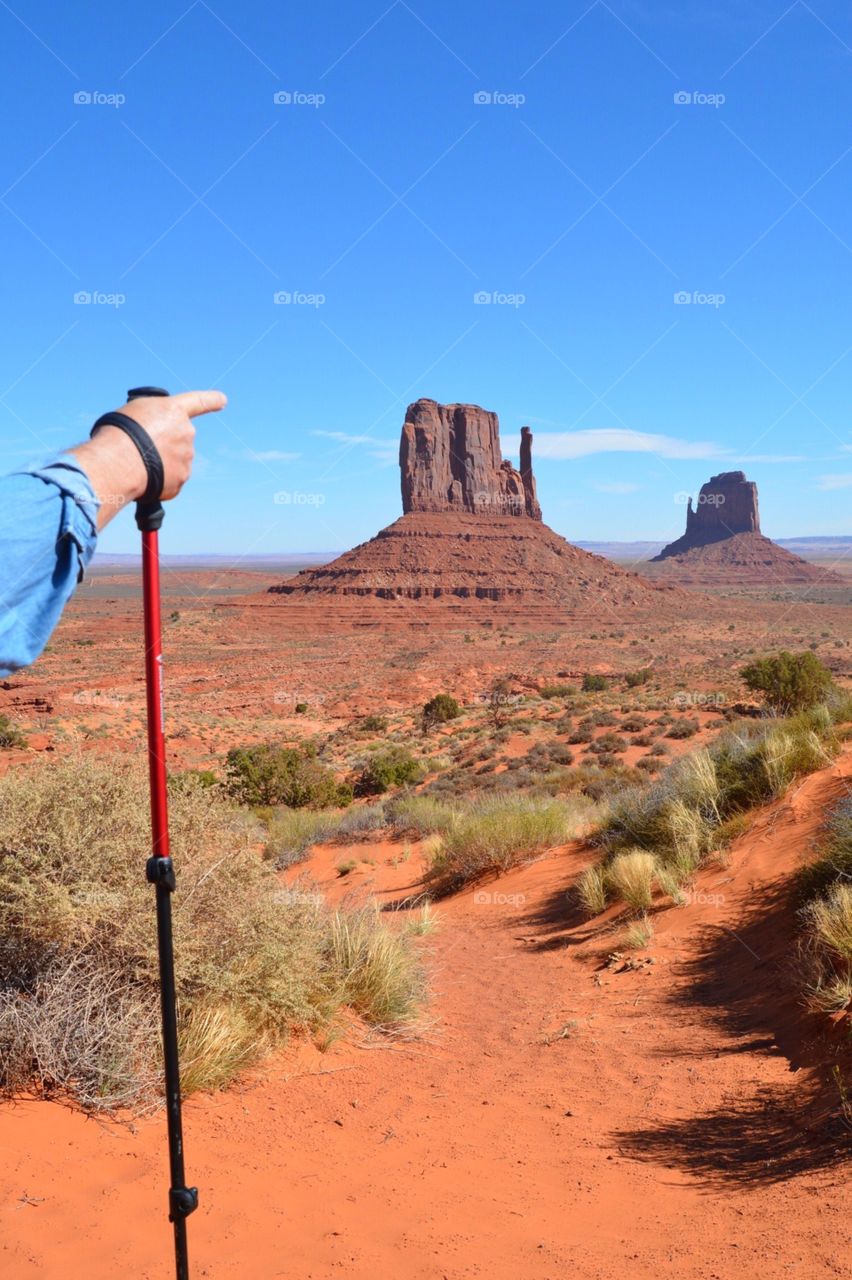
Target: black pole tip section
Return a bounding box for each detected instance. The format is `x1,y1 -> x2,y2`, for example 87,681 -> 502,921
147,855 -> 177,892
169,1187 -> 199,1222
128,386 -> 169,400
136,500 -> 165,533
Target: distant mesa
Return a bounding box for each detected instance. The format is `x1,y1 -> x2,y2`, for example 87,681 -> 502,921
655,471 -> 759,559
650,470 -> 842,586
271,398 -> 676,614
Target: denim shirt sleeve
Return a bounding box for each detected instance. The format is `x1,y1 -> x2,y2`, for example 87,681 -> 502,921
0,455 -> 99,675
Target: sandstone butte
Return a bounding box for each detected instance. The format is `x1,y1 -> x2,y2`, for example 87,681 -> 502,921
649,470 -> 844,587
270,398 -> 679,615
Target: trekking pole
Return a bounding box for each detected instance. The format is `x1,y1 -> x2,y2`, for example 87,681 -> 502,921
91,387 -> 198,1280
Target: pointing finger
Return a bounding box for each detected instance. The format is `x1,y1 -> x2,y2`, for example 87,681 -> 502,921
169,390 -> 228,418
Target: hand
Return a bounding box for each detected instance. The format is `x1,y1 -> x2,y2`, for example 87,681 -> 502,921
70,389 -> 227,529
116,390 -> 227,499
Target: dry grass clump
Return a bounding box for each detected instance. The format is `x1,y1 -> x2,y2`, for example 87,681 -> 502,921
623,915 -> 654,949
576,864 -> 608,915
600,712 -> 839,869
583,703 -> 847,917
798,796 -> 852,1018
385,793 -> 457,837
0,756 -> 424,1111
426,793 -> 597,894
803,885 -> 852,961
327,904 -> 424,1027
606,850 -> 657,910
265,807 -> 345,868
265,802 -> 388,868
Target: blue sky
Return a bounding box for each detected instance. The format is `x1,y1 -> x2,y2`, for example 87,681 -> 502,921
1,0 -> 850,554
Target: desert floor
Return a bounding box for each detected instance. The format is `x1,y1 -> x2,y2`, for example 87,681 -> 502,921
0,558 -> 850,1278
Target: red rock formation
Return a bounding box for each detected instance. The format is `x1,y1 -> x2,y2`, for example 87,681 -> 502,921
399,399 -> 540,520
519,426 -> 542,521
271,399 -> 680,614
649,471 -> 842,586
655,471 -> 759,559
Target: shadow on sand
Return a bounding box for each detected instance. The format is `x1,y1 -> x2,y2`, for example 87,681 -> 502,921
615,874 -> 850,1183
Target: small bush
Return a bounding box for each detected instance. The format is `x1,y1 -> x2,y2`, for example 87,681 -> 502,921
226,744 -> 351,809
0,757 -> 422,1110
422,693 -> 461,730
0,715 -> 25,749
355,747 -> 423,796
625,668 -> 652,689
582,673 -> 608,693
357,714 -> 388,734
741,650 -> 835,714
540,683 -> 577,699
666,718 -> 700,739
588,733 -> 628,756
170,769 -> 218,792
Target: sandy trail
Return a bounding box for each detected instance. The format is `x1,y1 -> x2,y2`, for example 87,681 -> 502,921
1,754 -> 850,1279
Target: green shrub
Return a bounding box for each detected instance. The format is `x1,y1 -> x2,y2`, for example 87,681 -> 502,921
666,717 -> 700,740
540,683 -> 577,699
170,768 -> 218,792
355,747 -> 423,796
422,694 -> 461,730
0,757 -> 422,1110
741,651 -> 835,714
625,668 -> 652,689
0,715 -> 25,749
582,674 -> 608,693
225,744 -> 351,809
294,702 -> 309,714
358,714 -> 388,734
588,732 -> 628,755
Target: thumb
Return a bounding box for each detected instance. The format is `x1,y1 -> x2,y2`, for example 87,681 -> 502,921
170,389 -> 228,418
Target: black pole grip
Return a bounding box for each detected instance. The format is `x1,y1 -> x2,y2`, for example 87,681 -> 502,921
127,387 -> 170,532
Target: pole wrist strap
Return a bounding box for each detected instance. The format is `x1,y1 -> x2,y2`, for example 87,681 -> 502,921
90,411 -> 165,505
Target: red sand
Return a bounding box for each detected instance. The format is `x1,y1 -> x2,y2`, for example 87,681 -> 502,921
1,751 -> 850,1278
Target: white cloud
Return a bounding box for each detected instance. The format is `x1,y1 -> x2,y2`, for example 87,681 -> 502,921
737,454 -> 809,463
244,449 -> 301,463
506,428 -> 723,461
817,473 -> 852,490
219,447 -> 301,463
312,429 -> 397,464
593,481 -> 641,494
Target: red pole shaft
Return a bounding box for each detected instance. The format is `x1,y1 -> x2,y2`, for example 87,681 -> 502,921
142,529 -> 170,857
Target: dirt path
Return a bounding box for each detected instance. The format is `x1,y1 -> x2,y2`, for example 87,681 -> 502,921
1,755 -> 851,1278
